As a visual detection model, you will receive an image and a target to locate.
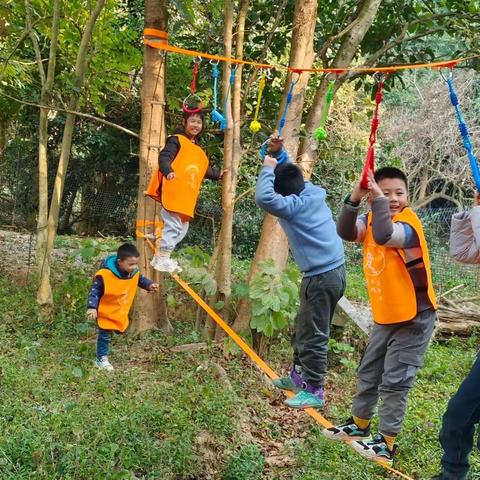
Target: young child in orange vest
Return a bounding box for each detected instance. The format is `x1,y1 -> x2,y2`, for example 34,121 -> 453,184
86,243 -> 158,371
146,110 -> 222,273
431,191 -> 480,480
322,167 -> 437,465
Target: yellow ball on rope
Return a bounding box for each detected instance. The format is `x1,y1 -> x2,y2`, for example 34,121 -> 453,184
249,120 -> 262,133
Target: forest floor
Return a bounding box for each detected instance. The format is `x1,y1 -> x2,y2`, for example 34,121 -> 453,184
0,229 -> 479,479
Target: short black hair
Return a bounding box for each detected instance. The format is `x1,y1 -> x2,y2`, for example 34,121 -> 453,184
273,163 -> 305,196
374,166 -> 408,189
117,243 -> 140,260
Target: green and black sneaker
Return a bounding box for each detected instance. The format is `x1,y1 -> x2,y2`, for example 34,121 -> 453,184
350,433 -> 397,466
322,417 -> 371,442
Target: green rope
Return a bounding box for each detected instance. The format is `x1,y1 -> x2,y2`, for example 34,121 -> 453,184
314,80 -> 335,141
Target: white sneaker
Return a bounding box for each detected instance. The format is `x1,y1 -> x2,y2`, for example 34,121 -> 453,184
150,255 -> 182,273
95,356 -> 114,371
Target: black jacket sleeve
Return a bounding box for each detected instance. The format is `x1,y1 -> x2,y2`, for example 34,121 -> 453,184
204,166 -> 222,180
158,136 -> 180,176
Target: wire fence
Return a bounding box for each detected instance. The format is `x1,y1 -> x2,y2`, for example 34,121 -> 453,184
1,179 -> 478,295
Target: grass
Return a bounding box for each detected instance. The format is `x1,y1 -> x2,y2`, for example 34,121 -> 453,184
0,240 -> 479,479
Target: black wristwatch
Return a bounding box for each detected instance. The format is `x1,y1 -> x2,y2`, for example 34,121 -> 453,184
343,194 -> 360,207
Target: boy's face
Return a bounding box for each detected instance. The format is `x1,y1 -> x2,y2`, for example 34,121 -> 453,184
184,114 -> 203,138
376,177 -> 408,216
117,256 -> 139,274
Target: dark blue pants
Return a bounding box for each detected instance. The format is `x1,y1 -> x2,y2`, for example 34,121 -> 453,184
96,328 -> 112,359
439,352 -> 480,480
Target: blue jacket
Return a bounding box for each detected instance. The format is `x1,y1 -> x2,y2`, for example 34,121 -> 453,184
255,163 -> 344,277
87,255 -> 153,310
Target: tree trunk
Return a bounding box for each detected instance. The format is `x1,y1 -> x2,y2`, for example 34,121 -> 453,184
37,0 -> 106,307
211,0 -> 250,341
131,0 -> 171,334
298,0 -> 384,180
233,0 -> 318,332
202,0 -> 236,339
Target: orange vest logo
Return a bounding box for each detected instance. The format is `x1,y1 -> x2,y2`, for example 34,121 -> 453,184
363,208 -> 437,325
145,134 -> 209,220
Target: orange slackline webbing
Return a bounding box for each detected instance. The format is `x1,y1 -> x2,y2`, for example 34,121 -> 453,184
171,272 -> 414,480
136,219 -> 163,253
143,30 -> 480,74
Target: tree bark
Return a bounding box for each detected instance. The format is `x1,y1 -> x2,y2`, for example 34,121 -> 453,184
37,0 -> 106,307
298,0 -> 384,180
233,0 -> 318,332
131,0 -> 171,334
203,0 -> 236,339
26,0 -> 61,279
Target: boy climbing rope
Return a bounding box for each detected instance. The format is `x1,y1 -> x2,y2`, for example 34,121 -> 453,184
323,167 -> 437,465
431,191 -> 480,480
146,109 -> 223,273
87,243 -> 158,371
255,133 -> 346,410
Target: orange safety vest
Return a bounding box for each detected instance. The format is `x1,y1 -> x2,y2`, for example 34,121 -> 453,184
145,134 -> 209,220
363,207 -> 437,325
95,268 -> 140,332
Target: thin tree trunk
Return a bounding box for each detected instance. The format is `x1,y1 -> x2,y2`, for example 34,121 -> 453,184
203,0 -> 236,340
25,0 -> 61,279
211,0 -> 250,341
298,0 -> 384,180
233,0 -> 318,332
131,0 -> 171,334
37,0 -> 106,307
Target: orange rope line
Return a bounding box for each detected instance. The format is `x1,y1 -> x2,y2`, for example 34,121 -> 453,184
171,272 -> 414,480
143,32 -> 480,73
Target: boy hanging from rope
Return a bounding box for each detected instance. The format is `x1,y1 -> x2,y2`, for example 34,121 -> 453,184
255,133 -> 346,410
323,167 -> 437,465
146,109 -> 223,273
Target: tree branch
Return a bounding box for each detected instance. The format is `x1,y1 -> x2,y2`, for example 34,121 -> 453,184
359,12 -> 480,70
0,91 -> 139,138
24,0 -> 46,86
240,0 -> 288,116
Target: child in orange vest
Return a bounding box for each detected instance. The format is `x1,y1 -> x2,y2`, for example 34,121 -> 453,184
431,192 -> 480,480
87,243 -> 158,371
146,110 -> 222,273
322,167 -> 437,465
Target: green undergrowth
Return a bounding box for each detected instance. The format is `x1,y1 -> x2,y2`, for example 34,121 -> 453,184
0,249 -> 479,478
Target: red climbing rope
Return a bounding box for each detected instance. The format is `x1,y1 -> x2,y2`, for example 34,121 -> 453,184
361,74 -> 387,189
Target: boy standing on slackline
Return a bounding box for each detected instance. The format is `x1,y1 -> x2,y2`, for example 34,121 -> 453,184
255,134 -> 346,410
323,167 -> 437,465
432,192 -> 480,480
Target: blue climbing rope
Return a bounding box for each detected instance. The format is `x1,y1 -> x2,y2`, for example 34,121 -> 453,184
443,70 -> 480,191
211,62 -> 226,128
278,74 -> 299,136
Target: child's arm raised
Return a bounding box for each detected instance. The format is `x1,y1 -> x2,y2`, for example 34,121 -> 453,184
255,156 -> 303,219
336,181 -> 368,242
450,192 -> 480,264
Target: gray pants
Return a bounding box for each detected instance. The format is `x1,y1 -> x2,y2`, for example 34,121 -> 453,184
158,209 -> 189,253
352,308 -> 436,436
292,265 -> 346,387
